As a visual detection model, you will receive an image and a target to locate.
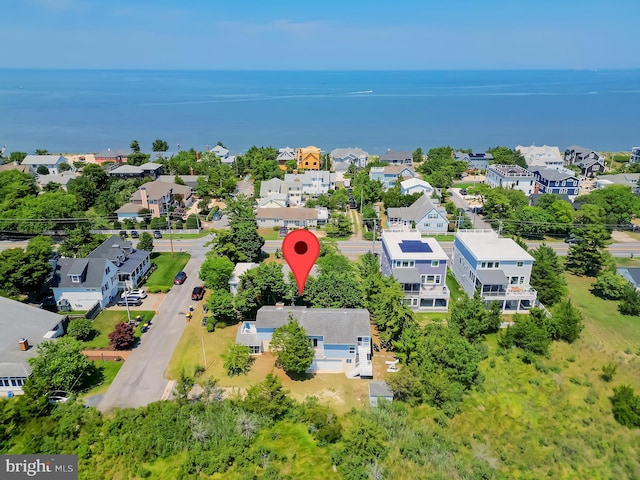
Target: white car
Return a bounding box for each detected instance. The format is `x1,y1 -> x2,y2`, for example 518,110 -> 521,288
124,289 -> 147,299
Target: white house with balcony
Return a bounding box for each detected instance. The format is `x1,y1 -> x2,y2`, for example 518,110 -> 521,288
485,164 -> 535,196
516,145 -> 564,169
380,230 -> 450,311
452,230 -> 537,312
235,305 -> 372,377
21,155 -> 70,175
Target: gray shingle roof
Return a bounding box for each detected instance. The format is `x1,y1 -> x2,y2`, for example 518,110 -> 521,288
0,296 -> 65,378
50,258 -> 111,289
380,150 -> 413,162
256,306 -> 370,345
331,147 -> 369,159
87,235 -> 149,273
529,167 -> 577,181
387,193 -> 445,222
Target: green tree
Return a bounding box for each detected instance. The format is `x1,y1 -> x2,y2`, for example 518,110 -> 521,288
449,291 -> 501,343
499,309 -> 552,355
368,276 -> 415,344
601,362 -> 617,382
610,385 -> 640,428
530,244 -> 566,306
9,151 -> 27,163
487,146 -> 528,169
234,263 -> 288,318
80,163 -> 109,191
152,139 -> 169,152
591,271 -> 628,300
199,255 -> 234,290
412,147 -> 424,164
270,315 -> 314,375
58,225 -> 102,258
325,212 -> 352,237
137,232 -> 154,251
206,290 -> 236,325
36,165 -> 49,175
130,139 -> 140,153
27,337 -> 99,394
618,284 -> 640,316
243,372 -> 292,420
566,224 -> 610,276
58,162 -> 71,172
67,176 -> 99,210
222,344 -> 253,376
67,318 -> 96,341
303,270 -> 364,309
549,299 -> 584,343
576,184 -> 640,227
35,149 -> 49,155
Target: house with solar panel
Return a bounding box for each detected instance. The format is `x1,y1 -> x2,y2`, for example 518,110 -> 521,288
452,230 -> 537,312
379,230 -> 450,311
236,305 -> 372,378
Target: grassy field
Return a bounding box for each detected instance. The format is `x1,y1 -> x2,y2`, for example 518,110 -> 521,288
258,228 -> 285,241
80,360 -> 124,398
82,310 -> 155,349
145,252 -> 190,288
165,231 -> 214,240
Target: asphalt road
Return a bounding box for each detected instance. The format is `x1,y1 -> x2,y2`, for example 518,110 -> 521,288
96,236 -> 210,412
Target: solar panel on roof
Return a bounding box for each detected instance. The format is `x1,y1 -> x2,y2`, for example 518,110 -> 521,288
399,240 -> 432,253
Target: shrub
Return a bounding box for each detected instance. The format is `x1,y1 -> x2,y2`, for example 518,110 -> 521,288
610,385 -> 640,428
108,322 -> 136,350
113,220 -> 122,229
147,286 -> 171,293
222,343 -> 253,376
67,318 -> 96,341
186,214 -> 199,229
206,317 -> 216,332
601,363 -> 617,382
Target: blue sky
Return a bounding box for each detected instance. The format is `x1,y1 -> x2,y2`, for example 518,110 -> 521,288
3,0 -> 639,69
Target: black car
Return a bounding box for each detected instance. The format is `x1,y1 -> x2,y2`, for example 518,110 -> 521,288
119,230 -> 128,238
131,230 -> 139,239
191,286 -> 206,301
153,230 -> 162,239
459,188 -> 468,196
174,271 -> 187,285
564,235 -> 582,244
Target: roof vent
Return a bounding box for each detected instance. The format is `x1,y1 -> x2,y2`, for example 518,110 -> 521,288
275,302 -> 285,310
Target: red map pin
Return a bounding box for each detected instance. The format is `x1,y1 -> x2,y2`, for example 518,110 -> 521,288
282,229 -> 320,295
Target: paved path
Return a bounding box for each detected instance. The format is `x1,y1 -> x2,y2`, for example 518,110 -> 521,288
96,238 -> 210,413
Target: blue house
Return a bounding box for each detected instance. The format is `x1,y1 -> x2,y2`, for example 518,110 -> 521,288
369,165 -> 416,190
236,306 -> 372,378
379,230 -> 450,311
453,151 -> 494,171
386,194 -> 449,235
529,166 -> 580,200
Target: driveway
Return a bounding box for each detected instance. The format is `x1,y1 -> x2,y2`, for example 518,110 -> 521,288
448,188 -> 493,230
97,238 -> 210,412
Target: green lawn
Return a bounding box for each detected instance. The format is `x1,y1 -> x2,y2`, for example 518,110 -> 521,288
80,360 -> 124,398
430,233 -> 455,242
258,228 -> 285,240
164,231 -> 213,240
145,252 -> 190,288
82,310 -> 155,349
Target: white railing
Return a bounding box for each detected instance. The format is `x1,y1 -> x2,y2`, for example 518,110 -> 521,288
483,286 -> 537,298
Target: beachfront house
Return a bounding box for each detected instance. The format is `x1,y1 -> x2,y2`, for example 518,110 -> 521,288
380,230 -> 450,311
330,147 -> 369,171
0,296 -> 65,397
453,151 -> 494,171
296,146 -> 322,170
630,147 -> 640,164
235,305 -> 372,377
452,230 -> 537,312
386,194 -> 448,234
529,166 -> 580,200
36,172 -> 78,191
284,171 -> 336,196
379,150 -> 413,166
277,147 -> 296,170
516,145 -> 564,169
21,155 -> 70,175
95,148 -> 132,166
369,165 -> 416,190
108,163 -> 163,180
563,145 -> 603,166
485,164 -> 535,195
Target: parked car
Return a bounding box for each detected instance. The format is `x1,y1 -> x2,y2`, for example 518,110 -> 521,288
279,227 -> 288,237
459,188 -> 468,196
131,230 -> 139,239
119,230 -> 128,238
212,212 -> 222,221
174,271 -> 187,285
191,286 -> 206,301
124,289 -> 147,299
564,235 -> 583,244
153,230 -> 162,239
117,297 -> 142,306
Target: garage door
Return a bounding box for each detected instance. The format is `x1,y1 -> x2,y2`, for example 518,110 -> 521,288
311,359 -> 344,373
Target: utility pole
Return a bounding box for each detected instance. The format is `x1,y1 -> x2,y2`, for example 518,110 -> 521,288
166,206 -> 174,257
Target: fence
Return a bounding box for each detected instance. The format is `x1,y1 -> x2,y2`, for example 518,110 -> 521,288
91,229 -> 201,235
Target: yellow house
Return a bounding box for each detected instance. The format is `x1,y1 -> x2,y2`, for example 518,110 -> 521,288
296,146 -> 321,171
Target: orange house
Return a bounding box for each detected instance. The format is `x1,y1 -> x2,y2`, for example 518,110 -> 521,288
296,146 -> 321,171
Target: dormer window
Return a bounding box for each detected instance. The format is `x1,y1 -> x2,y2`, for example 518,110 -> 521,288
70,275 -> 80,283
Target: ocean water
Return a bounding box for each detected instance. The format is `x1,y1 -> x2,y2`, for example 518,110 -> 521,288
0,69 -> 639,155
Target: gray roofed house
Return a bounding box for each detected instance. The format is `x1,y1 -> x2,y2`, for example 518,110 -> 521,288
50,257 -> 119,311
576,158 -> 606,177
21,155 -> 70,175
236,305 -> 372,376
0,162 -> 31,174
0,296 -> 65,397
387,194 -> 448,234
564,145 -> 603,165
453,151 -> 494,171
379,150 -> 413,165
260,178 -> 287,198
330,147 -> 369,170
257,193 -> 288,208
256,207 -> 321,228
86,235 -> 152,289
594,173 -> 640,194
109,163 -> 162,180
528,166 -> 579,201
616,267 -> 640,291
284,171 -> 336,195
36,171 -> 78,191
157,174 -> 201,189
276,147 -> 296,167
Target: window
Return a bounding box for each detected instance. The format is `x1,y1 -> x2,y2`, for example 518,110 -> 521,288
425,275 -> 441,285
70,275 -> 80,283
431,260 -> 439,267
105,266 -> 110,274
349,346 -> 355,354
346,359 -> 352,364
481,262 -> 486,268
510,276 -> 519,285
487,262 -> 494,268
428,212 -> 438,219
312,338 -> 318,348
249,346 -> 260,354
519,276 -> 525,284
517,261 -> 524,267
437,223 -> 444,228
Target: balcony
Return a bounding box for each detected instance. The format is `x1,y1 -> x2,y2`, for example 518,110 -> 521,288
482,285 -> 537,298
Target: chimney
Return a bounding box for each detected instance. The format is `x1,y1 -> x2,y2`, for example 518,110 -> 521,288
19,338 -> 29,351
275,302 -> 285,310
140,186 -> 149,209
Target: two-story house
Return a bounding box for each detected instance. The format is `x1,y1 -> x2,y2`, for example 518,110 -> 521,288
236,305 -> 372,377
452,230 -> 537,312
21,155 -> 70,175
485,165 -> 535,195
453,151 -> 494,171
369,165 -> 416,190
630,147 -> 640,164
379,150 -> 413,165
95,148 -> 132,166
380,230 -> 450,311
87,235 -> 152,290
386,194 -> 448,235
529,166 -> 580,200
108,163 -> 163,180
400,178 -> 435,196
115,180 -> 193,221
564,145 -> 603,165
256,207 -> 327,228
296,146 -> 322,170
210,145 -> 236,165
330,147 -> 369,171
516,145 -> 564,169
284,171 -> 336,196
277,147 -> 296,170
